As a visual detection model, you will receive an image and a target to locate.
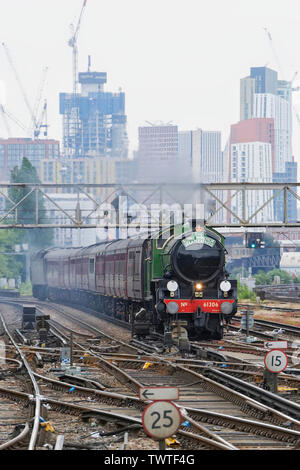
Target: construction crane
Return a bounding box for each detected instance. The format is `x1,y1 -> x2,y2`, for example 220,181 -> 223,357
263,28 -> 285,79
2,42 -> 37,132
263,27 -> 300,128
31,67 -> 48,137
68,0 -> 88,96
34,100 -> 48,138
0,105 -> 12,137
263,27 -> 300,92
2,42 -> 49,139
0,104 -> 28,137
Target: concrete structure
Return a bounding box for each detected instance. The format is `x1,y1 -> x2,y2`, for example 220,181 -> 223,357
59,71 -> 128,159
41,156 -> 116,198
280,252 -> 300,276
138,124 -> 178,161
178,129 -> 223,183
250,66 -> 278,94
240,76 -> 256,120
228,119 -> 275,222
230,141 -> 274,222
178,130 -> 192,164
253,93 -> 291,173
0,138 -> 60,182
135,124 -> 187,191
229,118 -> 275,174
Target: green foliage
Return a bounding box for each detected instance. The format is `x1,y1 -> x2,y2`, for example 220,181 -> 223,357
19,282 -> 32,296
0,158 -> 54,282
0,229 -> 23,279
237,281 -> 256,301
254,268 -> 294,286
7,158 -> 53,250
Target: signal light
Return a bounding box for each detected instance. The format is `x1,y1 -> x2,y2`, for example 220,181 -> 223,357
245,233 -> 265,249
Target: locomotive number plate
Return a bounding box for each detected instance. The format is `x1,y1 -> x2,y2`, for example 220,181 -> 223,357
202,301 -> 220,308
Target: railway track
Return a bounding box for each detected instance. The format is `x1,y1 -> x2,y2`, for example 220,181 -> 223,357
0,313 -> 42,450
1,298 -> 300,449
25,302 -> 300,448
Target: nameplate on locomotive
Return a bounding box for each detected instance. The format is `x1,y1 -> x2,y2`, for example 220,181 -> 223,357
182,233 -> 216,249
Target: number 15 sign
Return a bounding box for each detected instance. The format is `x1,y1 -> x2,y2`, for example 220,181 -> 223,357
142,400 -> 182,440
264,349 -> 288,374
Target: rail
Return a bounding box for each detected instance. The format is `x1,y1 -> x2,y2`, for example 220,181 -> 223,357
0,313 -> 41,450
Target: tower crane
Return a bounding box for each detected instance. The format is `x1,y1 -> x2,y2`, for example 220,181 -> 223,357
0,105 -> 28,136
68,0 -> 88,96
2,42 -> 37,132
263,27 -> 300,127
31,67 -> 48,137
34,100 -> 48,138
263,27 -> 300,92
263,28 -> 285,79
1,43 -> 49,139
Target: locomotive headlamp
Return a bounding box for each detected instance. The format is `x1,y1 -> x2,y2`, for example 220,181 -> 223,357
220,280 -> 231,292
195,283 -> 203,291
167,280 -> 178,292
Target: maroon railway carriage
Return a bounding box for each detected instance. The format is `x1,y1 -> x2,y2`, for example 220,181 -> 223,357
32,238 -> 151,322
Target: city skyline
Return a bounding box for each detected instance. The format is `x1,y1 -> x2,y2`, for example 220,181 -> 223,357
0,0 -> 300,164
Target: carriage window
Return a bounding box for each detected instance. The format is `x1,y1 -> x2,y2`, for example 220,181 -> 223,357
134,251 -> 140,274
89,259 -> 95,274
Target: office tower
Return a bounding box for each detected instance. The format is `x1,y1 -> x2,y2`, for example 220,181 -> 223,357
240,66 -> 292,173
273,160 -> 298,222
229,118 -> 275,222
178,129 -> 223,183
0,138 -> 60,182
240,76 -> 255,121
138,124 -> 178,161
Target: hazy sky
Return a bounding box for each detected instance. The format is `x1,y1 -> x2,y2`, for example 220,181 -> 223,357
1,0 -> 300,165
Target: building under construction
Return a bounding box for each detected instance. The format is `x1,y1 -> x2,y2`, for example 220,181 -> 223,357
59,71 -> 128,159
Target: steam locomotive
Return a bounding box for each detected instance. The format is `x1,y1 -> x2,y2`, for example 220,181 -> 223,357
31,221 -> 237,340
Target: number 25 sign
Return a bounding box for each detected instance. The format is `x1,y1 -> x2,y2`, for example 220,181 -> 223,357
142,400 -> 182,440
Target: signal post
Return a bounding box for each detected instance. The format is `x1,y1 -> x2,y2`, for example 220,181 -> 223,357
140,387 -> 181,450
263,341 -> 288,393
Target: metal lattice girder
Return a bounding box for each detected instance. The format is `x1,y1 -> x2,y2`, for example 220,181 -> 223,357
0,182 -> 298,228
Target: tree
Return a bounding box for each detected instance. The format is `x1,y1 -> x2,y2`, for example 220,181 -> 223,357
254,268 -> 293,286
237,281 -> 256,301
0,229 -> 23,279
7,158 -> 54,251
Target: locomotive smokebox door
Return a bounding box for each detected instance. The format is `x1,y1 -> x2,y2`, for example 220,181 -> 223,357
22,305 -> 36,330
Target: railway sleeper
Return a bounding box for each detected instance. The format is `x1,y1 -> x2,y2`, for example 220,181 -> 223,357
186,411 -> 299,444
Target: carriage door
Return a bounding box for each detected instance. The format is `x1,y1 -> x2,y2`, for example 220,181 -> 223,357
88,257 -> 95,291
127,250 -> 135,298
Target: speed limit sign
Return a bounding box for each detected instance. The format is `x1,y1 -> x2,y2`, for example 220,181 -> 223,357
142,400 -> 182,440
264,349 -> 288,373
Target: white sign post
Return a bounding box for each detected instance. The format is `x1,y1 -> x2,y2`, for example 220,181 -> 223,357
142,400 -> 182,450
264,349 -> 288,373
264,341 -> 288,351
139,387 -> 179,401
263,349 -> 288,393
